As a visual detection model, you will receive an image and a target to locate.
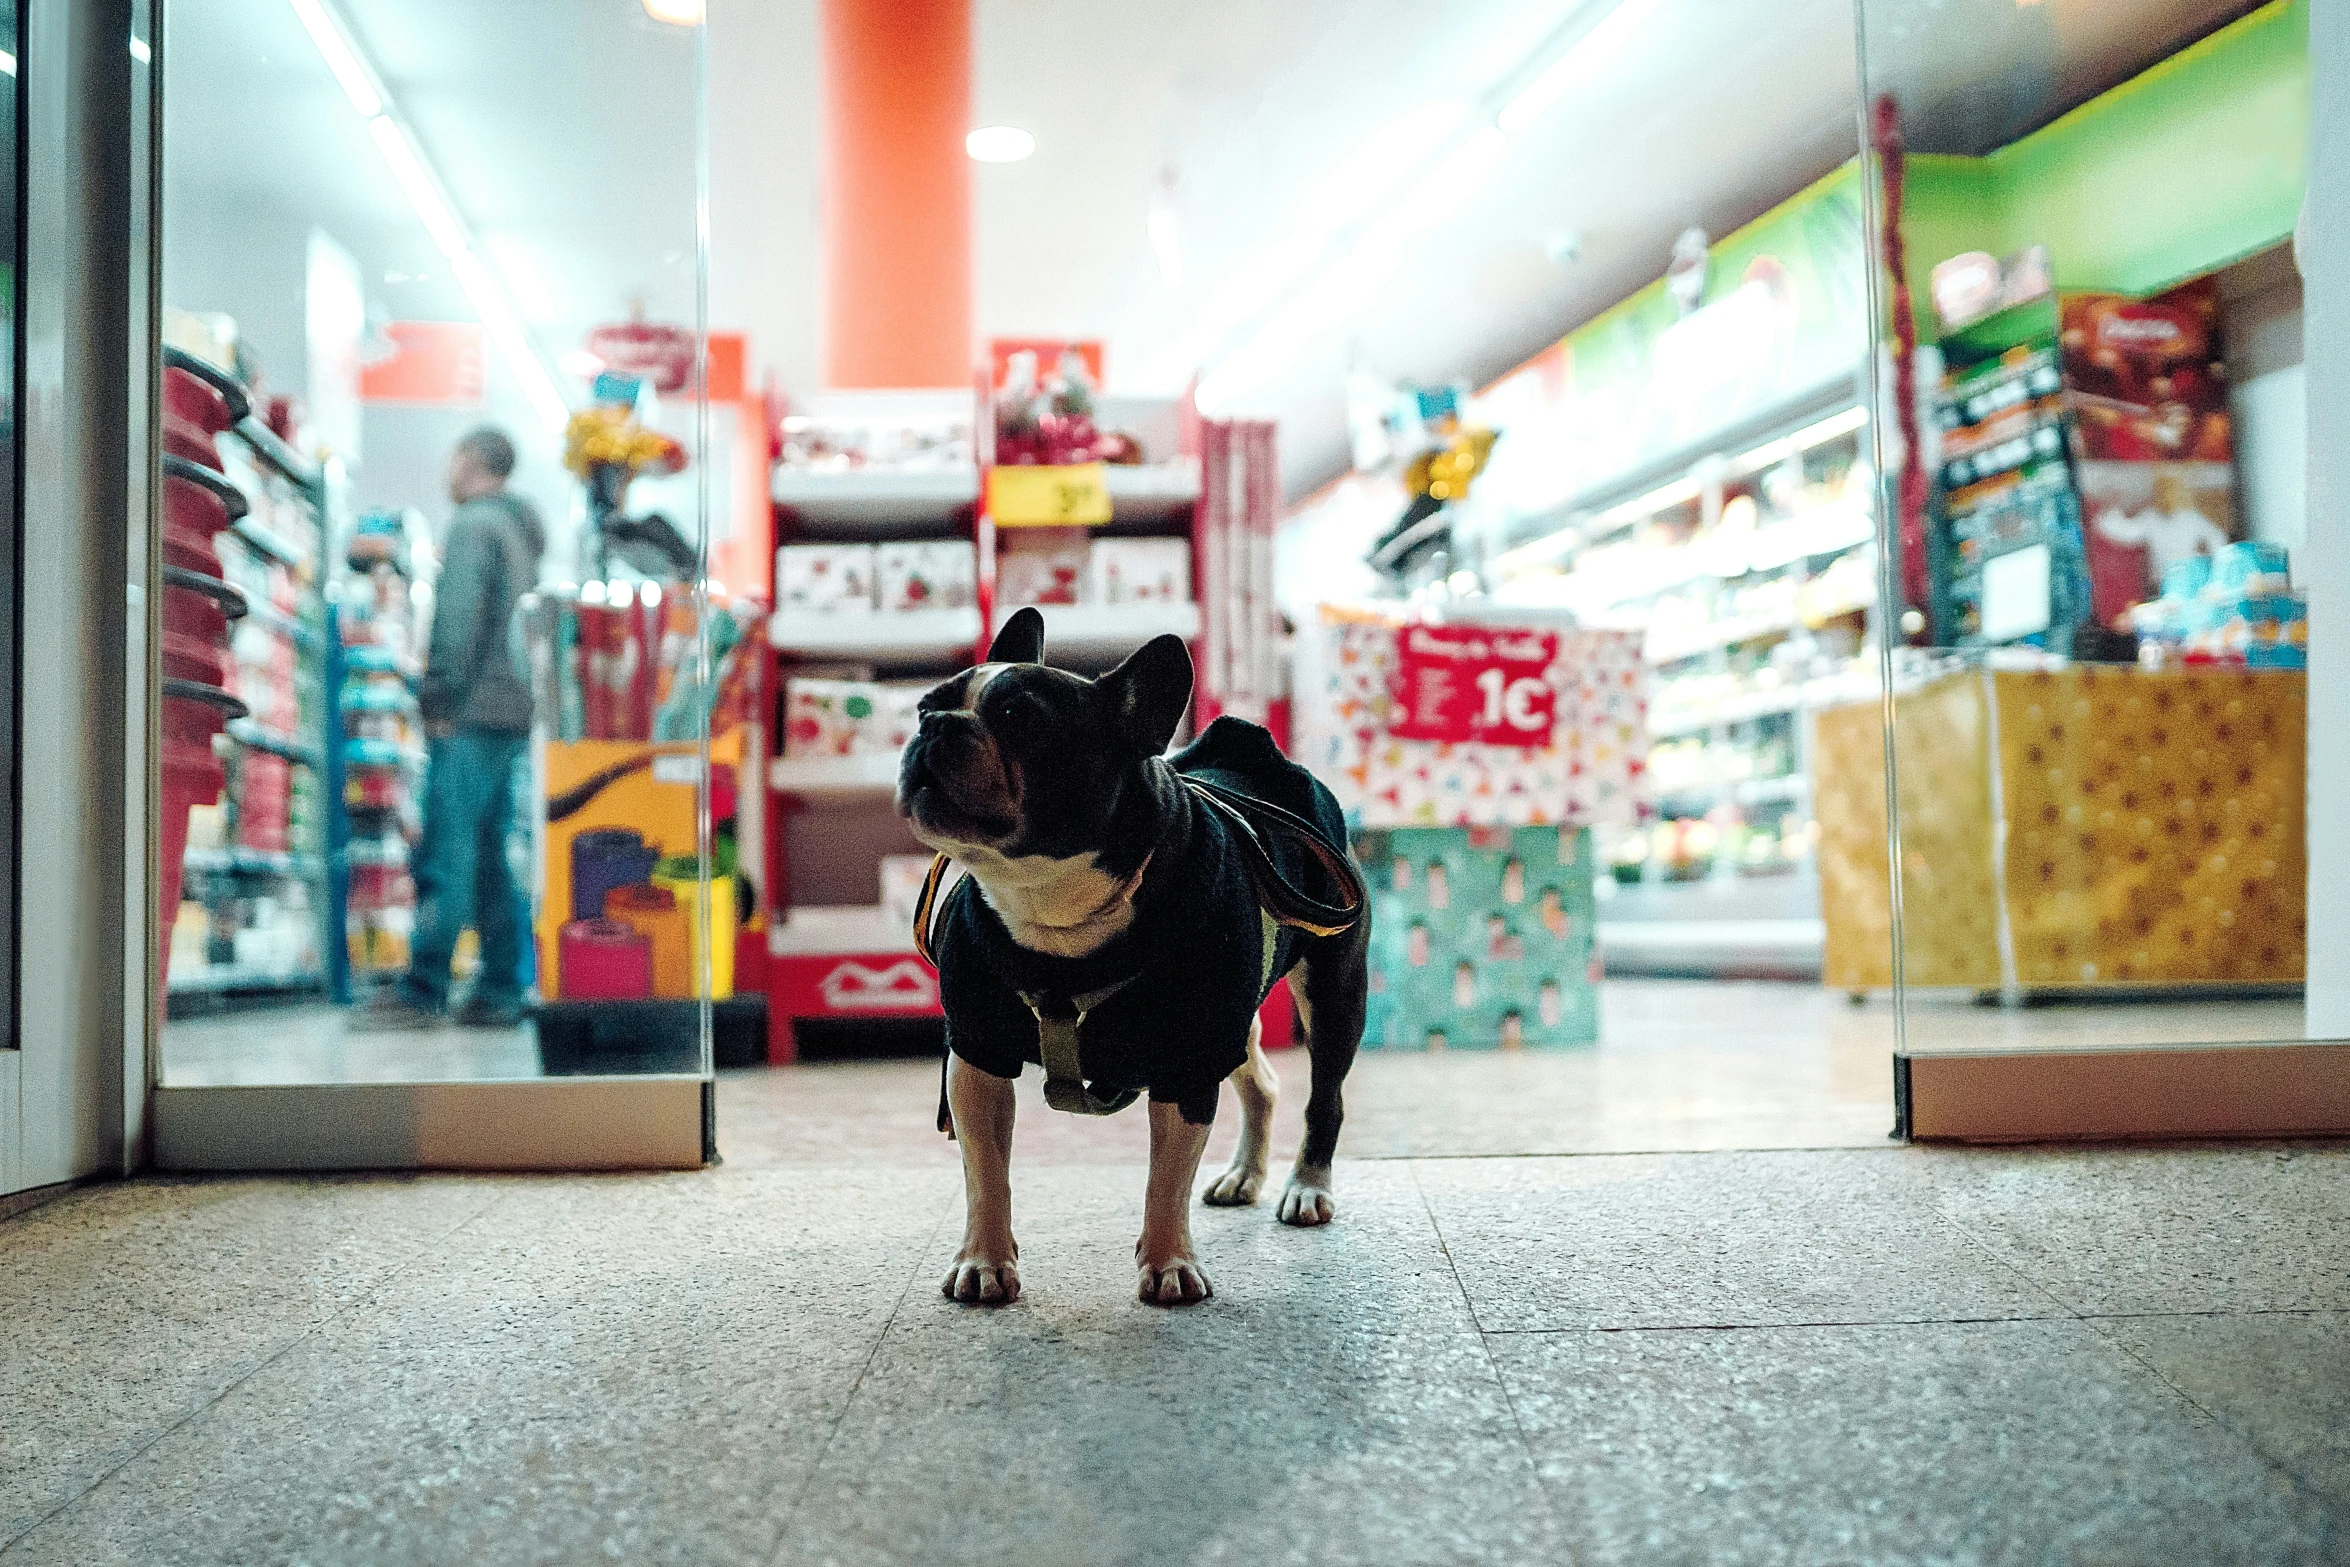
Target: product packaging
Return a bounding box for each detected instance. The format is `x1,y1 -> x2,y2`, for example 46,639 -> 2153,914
2207,540 -> 2292,599
1087,538 -> 1193,604
784,678 -> 927,756
777,544 -> 878,613
879,853 -> 935,931
876,540 -> 978,613
1356,824 -> 1600,1050
995,528 -> 1089,607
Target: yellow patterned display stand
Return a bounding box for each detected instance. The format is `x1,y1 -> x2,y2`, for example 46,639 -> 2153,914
1813,666 -> 2305,993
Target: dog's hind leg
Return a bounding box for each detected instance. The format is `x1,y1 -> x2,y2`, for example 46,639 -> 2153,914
1201,1016 -> 1277,1206
1278,921 -> 1369,1228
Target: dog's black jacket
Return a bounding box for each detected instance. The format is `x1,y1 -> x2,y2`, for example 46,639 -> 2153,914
934,716 -> 1350,1125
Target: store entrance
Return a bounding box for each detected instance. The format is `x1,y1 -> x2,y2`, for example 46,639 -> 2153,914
145,0 -> 722,1168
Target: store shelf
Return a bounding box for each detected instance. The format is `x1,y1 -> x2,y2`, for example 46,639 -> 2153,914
166,966 -> 327,997
770,903 -> 919,957
769,751 -> 901,801
1734,774 -> 1811,806
229,419 -> 324,494
1102,462 -> 1201,521
1649,670 -> 1880,740
771,465 -> 979,527
1002,599 -> 1202,663
183,847 -> 325,878
1644,591 -> 1872,665
767,605 -> 982,663
230,516 -> 311,570
242,600 -> 316,649
226,720 -> 321,768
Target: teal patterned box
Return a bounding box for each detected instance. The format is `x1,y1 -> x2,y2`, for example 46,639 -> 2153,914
1356,825 -> 1599,1050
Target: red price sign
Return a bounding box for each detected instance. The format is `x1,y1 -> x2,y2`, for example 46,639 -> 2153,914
1388,624 -> 1558,747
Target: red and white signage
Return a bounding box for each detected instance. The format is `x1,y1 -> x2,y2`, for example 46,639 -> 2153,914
585,320 -> 698,393
359,321 -> 487,406
772,952 -> 941,1019
1388,623 -> 1558,748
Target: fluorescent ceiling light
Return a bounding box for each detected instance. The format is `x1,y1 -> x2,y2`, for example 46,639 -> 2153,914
287,0 -> 383,117
1497,0 -> 1661,134
1299,102 -> 1470,237
642,0 -> 704,23
455,251 -> 569,432
1191,1 -> 1665,411
290,0 -> 567,431
367,115 -> 468,260
965,126 -> 1036,163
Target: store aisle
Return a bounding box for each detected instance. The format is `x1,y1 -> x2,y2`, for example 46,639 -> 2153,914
3,1139 -> 2345,1564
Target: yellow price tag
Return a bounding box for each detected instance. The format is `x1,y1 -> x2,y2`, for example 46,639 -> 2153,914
988,463 -> 1112,527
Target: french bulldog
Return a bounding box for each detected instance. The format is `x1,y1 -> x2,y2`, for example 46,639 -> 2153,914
897,607 -> 1369,1306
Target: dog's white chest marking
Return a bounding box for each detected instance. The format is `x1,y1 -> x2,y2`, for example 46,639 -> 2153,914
948,844 -> 1140,959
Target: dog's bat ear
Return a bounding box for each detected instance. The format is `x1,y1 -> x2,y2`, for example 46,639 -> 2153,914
1097,633 -> 1194,756
986,606 -> 1045,665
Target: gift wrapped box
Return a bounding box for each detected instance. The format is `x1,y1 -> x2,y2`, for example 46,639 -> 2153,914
1087,538 -> 1192,604
777,544 -> 877,613
1356,824 -> 1599,1049
877,540 -> 978,613
785,678 -> 928,756
996,528 -> 1089,607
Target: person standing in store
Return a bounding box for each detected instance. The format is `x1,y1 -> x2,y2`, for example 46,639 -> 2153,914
359,427 -> 545,1030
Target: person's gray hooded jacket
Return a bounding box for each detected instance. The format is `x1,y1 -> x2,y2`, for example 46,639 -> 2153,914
420,491 -> 545,735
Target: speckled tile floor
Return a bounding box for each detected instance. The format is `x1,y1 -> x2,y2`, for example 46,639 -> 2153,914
4,1077 -> 2345,1562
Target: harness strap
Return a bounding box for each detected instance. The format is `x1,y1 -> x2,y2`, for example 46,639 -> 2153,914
1015,976 -> 1143,1116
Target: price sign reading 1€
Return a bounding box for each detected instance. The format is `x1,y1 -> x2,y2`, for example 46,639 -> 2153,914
1387,623 -> 1559,748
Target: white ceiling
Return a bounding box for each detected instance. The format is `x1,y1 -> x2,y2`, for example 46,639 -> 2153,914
162,0 -> 2264,526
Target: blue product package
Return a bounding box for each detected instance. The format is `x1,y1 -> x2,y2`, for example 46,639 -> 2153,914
2160,554 -> 2213,600
2207,540 -> 2291,598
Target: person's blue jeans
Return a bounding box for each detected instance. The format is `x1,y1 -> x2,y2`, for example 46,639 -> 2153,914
401,728 -> 530,1012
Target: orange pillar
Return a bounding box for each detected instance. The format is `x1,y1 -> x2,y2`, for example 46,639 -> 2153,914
820,0 -> 973,389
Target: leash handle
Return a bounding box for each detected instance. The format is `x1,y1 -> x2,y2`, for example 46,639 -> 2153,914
1182,778 -> 1366,939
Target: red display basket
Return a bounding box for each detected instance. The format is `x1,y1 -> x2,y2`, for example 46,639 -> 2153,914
157,680 -> 247,1002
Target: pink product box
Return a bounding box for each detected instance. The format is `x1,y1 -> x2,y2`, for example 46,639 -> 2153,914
1087,538 -> 1192,604
876,541 -> 978,613
777,544 -> 877,613
996,528 -> 1090,607
784,678 -> 928,758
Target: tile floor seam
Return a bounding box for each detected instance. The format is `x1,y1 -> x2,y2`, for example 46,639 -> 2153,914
1939,1203 -> 2092,1323
1409,1157 -> 1573,1552
2075,1311 -> 2350,1531
0,1180 -> 511,1559
757,1186 -> 959,1567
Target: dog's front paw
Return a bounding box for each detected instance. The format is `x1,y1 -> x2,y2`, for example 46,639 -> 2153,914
1276,1170 -> 1336,1227
1135,1241 -> 1213,1305
1201,1160 -> 1266,1207
943,1240 -> 1022,1305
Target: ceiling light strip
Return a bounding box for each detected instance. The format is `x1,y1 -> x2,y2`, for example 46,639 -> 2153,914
1193,0 -> 1657,412
286,0 -> 568,431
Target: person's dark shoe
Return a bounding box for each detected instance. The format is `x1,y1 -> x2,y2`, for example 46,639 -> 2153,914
351,987 -> 447,1032
454,993 -> 533,1029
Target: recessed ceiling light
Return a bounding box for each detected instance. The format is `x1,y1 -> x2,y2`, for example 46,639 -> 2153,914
966,126 -> 1036,163
642,0 -> 703,24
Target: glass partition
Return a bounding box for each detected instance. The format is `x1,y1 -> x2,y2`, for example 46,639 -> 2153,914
154,0 -> 723,1091
1851,0 -> 2315,1053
